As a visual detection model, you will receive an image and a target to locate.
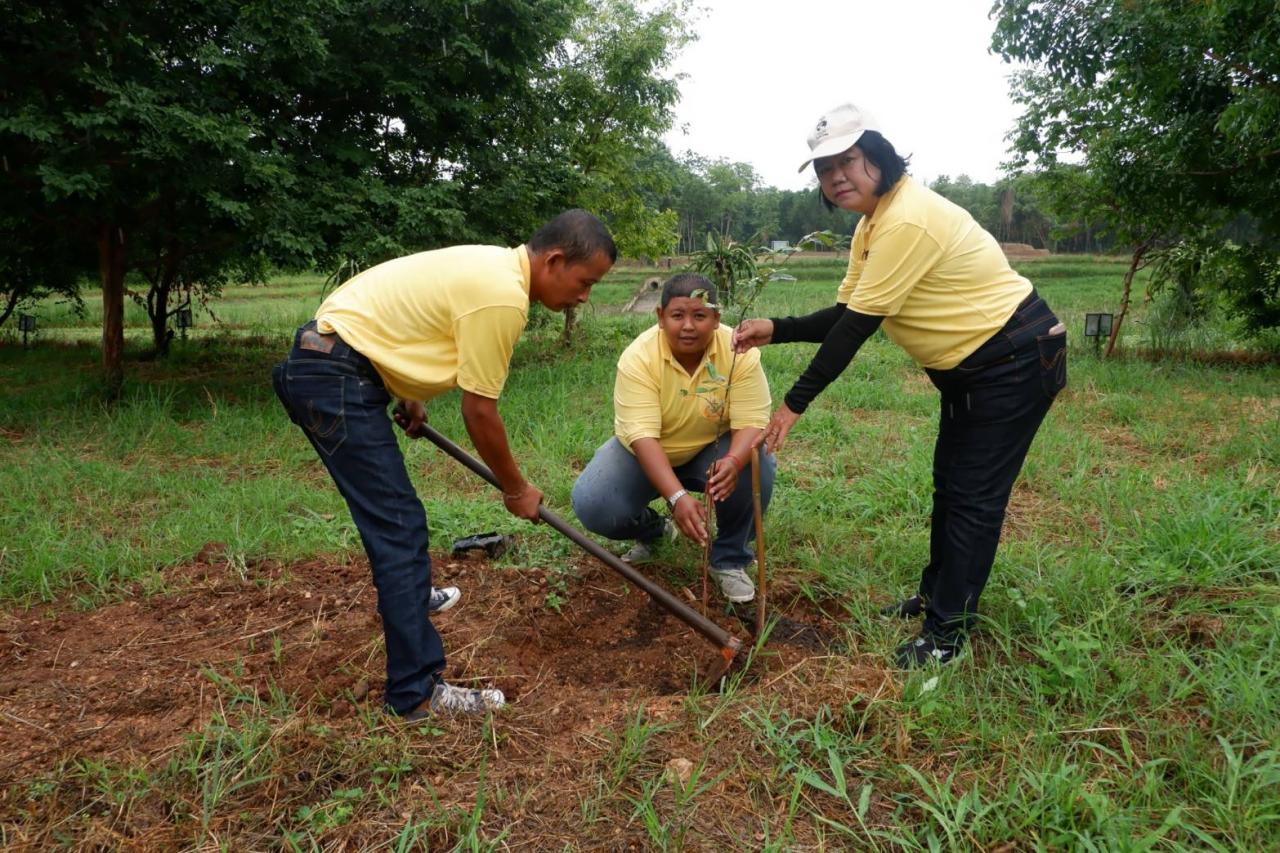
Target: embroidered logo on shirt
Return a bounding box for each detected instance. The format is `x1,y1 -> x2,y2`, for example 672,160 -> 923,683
678,360 -> 729,421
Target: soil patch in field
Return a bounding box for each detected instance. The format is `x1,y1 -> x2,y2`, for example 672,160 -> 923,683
0,546 -> 846,786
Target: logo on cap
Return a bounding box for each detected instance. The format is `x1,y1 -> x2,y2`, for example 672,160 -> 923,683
814,118 -> 828,139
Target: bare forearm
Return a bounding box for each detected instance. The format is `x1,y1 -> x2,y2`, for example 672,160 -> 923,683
726,428 -> 762,467
461,392 -> 526,494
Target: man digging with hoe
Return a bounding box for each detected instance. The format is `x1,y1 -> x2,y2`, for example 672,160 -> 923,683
272,210 -> 616,721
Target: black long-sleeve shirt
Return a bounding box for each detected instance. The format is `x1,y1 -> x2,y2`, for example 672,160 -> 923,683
770,304 -> 884,413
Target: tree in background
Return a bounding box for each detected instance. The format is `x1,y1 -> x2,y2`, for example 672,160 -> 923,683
926,174 -> 1075,252
665,155 -> 753,252
4,0 -> 692,385
532,0 -> 692,341
552,0 -> 691,260
0,177 -> 86,329
443,0 -> 694,263
317,0 -> 695,310
774,187 -> 854,248
662,154 -> 850,252
992,0 -> 1280,347
4,0 -> 582,382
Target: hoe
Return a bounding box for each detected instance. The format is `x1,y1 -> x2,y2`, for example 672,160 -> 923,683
421,424 -> 746,686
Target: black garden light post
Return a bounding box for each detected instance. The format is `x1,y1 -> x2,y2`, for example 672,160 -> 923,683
1083,312 -> 1113,355
18,313 -> 36,348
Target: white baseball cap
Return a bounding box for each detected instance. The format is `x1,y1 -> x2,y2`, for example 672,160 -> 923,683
797,103 -> 882,173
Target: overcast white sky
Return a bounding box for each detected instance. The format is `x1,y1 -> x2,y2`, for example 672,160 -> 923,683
662,0 -> 1024,191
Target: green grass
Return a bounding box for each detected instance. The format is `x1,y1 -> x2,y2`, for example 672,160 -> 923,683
1,256 -> 1278,848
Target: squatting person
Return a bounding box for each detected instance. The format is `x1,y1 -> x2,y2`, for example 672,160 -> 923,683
272,210 -> 616,718
733,104 -> 1067,666
572,274 -> 776,603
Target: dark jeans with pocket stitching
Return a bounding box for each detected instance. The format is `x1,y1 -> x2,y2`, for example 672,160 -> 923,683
918,289 -> 1066,635
272,322 -> 444,715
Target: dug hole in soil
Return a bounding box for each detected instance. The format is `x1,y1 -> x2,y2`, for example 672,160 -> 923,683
0,543 -> 849,784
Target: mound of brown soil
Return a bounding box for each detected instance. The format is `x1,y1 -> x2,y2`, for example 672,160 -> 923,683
1001,242 -> 1051,259
0,548 -> 853,785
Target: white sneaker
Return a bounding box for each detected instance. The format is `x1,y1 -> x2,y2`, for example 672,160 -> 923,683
428,681 -> 505,716
712,568 -> 755,603
428,586 -> 461,613
622,540 -> 656,564
622,518 -> 677,564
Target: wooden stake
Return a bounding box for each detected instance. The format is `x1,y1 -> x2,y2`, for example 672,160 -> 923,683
701,486 -> 712,616
751,447 -> 766,636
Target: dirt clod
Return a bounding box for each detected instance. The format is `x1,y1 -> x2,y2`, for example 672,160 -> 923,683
665,757 -> 694,785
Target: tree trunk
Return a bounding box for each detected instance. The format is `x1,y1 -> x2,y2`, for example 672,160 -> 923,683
0,290 -> 19,327
999,187 -> 1014,242
97,224 -> 127,396
149,284 -> 169,356
561,305 -> 577,346
1105,239 -> 1152,358
148,249 -> 180,356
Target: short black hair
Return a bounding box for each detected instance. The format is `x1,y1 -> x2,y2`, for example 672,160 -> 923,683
818,130 -> 911,211
660,273 -> 719,310
528,209 -> 618,264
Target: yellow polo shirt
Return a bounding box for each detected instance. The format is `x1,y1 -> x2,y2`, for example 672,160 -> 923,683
315,245 -> 531,401
836,176 -> 1032,369
614,325 -> 771,466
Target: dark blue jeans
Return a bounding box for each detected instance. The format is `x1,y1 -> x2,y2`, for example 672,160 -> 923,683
920,290 -> 1066,634
271,323 -> 444,715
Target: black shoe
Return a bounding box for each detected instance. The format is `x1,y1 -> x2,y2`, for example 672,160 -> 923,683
894,630 -> 963,668
880,595 -> 925,618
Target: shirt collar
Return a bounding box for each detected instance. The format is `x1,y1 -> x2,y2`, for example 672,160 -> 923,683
866,175 -> 910,230
516,244 -> 532,296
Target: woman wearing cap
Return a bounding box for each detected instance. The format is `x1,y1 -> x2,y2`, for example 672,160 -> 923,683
733,103 -> 1067,667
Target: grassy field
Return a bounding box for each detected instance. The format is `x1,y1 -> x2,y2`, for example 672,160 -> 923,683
1,256 -> 1277,849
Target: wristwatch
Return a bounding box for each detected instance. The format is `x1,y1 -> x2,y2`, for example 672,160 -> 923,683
665,488 -> 689,508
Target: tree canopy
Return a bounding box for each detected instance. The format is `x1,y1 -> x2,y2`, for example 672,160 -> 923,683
992,0 -> 1280,334
1,0 -> 692,384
